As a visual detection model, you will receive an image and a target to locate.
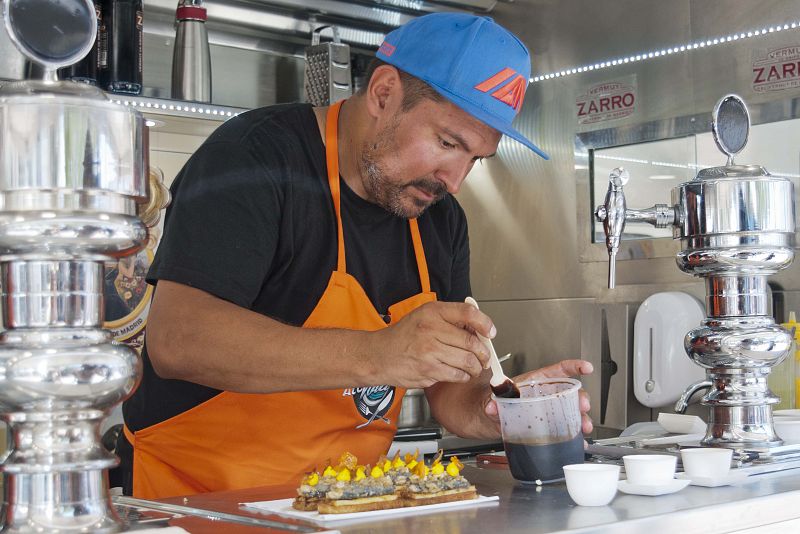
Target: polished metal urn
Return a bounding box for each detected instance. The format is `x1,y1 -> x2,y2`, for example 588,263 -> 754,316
595,94 -> 796,448
0,1 -> 146,531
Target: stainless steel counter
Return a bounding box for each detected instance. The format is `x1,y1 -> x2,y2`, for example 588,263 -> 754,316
414,464 -> 800,534
121,462 -> 800,533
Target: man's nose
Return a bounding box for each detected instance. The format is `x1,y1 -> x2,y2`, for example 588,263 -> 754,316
435,157 -> 473,194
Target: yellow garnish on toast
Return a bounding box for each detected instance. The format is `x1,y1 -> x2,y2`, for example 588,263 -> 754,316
370,465 -> 385,478
323,466 -> 337,478
403,449 -> 420,464
391,451 -> 406,469
446,456 -> 464,476
355,466 -> 366,481
337,452 -> 358,471
412,461 -> 429,478
307,472 -> 319,486
336,468 -> 351,482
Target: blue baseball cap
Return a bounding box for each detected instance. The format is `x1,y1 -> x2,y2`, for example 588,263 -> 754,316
376,13 -> 549,160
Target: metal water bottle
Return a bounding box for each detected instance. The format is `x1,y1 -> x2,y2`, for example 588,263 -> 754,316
171,0 -> 211,102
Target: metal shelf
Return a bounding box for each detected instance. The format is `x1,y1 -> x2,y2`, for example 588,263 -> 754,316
104,94 -> 250,137
105,93 -> 248,122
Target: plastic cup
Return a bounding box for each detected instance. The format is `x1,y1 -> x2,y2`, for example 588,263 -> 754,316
495,377 -> 584,483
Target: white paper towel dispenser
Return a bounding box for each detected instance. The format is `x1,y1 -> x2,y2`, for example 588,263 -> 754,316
634,292 -> 706,408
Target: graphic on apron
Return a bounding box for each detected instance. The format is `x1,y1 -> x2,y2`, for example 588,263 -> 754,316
344,386 -> 396,428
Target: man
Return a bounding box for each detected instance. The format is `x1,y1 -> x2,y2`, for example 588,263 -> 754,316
119,12 -> 593,499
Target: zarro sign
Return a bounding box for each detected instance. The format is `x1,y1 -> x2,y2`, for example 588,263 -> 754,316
576,78 -> 637,125
752,45 -> 800,93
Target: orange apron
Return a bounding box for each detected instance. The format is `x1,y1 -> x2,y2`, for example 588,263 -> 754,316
124,100 -> 437,499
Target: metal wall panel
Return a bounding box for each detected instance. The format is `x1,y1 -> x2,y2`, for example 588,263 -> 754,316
464,0 -> 800,428
478,298 -> 592,378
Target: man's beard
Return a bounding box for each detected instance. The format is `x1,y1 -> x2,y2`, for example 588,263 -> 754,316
359,117 -> 447,219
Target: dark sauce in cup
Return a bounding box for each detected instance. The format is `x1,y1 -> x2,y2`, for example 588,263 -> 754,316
504,434 -> 584,483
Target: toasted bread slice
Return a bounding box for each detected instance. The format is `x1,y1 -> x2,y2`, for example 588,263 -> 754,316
291,496 -> 320,511
401,486 -> 477,507
316,494 -> 401,514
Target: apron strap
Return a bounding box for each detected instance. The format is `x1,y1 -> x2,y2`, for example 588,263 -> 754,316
325,101 -> 347,273
324,100 -> 431,293
408,219 -> 431,293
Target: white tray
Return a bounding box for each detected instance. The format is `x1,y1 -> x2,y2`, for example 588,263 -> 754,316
241,495 -> 499,526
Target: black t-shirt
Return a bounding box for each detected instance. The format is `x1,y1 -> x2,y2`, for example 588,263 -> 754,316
122,103 -> 471,434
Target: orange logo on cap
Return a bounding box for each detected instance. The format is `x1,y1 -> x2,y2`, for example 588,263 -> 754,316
379,41 -> 396,56
474,68 -> 526,112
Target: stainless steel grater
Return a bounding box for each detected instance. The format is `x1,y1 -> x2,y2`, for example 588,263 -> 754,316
304,25 -> 352,106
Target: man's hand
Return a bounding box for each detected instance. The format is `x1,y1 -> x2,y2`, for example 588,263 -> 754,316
369,301 -> 494,389
483,359 -> 594,435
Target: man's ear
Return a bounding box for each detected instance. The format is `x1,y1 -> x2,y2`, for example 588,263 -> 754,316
364,65 -> 403,120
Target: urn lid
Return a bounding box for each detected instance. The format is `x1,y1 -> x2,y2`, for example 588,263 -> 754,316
695,94 -> 771,181
1,0 -> 103,99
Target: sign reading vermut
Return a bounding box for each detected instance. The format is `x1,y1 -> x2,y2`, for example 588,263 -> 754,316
576,76 -> 637,125
752,45 -> 800,93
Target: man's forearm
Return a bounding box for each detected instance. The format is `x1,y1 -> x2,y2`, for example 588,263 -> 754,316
146,281 -> 381,393
425,371 -> 500,439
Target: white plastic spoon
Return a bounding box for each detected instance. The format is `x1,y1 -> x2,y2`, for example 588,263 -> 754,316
465,296 -> 520,398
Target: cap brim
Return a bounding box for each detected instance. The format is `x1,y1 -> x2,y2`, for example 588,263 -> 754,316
424,82 -> 550,160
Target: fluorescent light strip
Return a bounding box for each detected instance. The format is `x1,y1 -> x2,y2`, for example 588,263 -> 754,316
531,21 -> 799,83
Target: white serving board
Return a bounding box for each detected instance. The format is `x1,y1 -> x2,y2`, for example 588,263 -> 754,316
241,495 -> 499,526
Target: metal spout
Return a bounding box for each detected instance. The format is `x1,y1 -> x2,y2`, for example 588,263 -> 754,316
594,167 -> 680,288
675,379 -> 713,414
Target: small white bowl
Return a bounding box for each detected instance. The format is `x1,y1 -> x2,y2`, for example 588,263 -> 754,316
622,454 -> 676,486
680,448 -> 732,479
657,413 -> 706,434
563,463 -> 621,506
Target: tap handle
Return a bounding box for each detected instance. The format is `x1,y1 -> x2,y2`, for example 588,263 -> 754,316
594,168 -> 629,289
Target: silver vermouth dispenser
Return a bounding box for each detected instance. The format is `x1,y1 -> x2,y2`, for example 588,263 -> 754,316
595,94 -> 795,448
0,0 -> 147,531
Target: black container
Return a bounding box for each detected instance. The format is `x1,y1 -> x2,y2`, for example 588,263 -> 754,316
103,0 -> 143,95
58,1 -> 103,84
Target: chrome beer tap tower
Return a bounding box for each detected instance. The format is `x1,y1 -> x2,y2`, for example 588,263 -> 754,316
0,0 -> 146,531
596,94 -> 796,448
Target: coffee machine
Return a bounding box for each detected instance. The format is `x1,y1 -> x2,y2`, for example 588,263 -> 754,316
0,0 -> 147,531
595,94 -> 795,448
